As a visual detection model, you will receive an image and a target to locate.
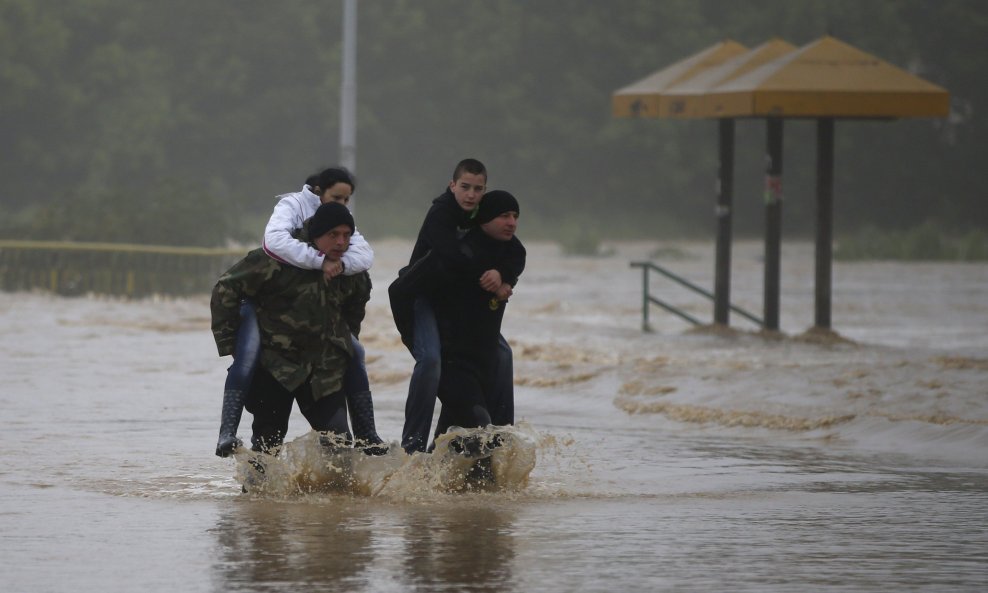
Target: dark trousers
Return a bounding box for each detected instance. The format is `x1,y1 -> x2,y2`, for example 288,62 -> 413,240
245,367 -> 350,452
402,297 -> 514,453
435,359 -> 493,434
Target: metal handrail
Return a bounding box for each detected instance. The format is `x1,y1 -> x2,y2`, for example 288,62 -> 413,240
629,261 -> 764,331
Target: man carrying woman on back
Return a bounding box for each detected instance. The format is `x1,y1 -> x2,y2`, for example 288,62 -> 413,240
213,166 -> 386,458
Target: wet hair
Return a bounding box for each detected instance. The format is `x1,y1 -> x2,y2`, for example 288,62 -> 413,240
307,166 -> 356,195
452,158 -> 487,183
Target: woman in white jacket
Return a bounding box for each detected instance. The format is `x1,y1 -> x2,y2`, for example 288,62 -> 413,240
262,169 -> 375,278
215,167 -> 387,458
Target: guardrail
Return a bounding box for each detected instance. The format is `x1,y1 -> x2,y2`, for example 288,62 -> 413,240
629,260 -> 764,332
0,240 -> 247,298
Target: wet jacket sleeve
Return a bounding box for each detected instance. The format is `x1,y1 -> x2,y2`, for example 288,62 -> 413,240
420,205 -> 474,272
496,236 -> 526,287
262,196 -> 325,270
341,228 -> 374,275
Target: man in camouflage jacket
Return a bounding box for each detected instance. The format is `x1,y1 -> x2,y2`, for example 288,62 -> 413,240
211,202 -> 371,453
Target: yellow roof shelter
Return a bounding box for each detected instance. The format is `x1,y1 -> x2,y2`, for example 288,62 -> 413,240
703,35 -> 950,118
611,40 -> 748,118
659,38 -> 798,119
613,35 -> 950,334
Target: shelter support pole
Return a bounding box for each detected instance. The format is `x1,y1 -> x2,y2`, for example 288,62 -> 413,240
763,117 -> 783,331
814,118 -> 835,329
713,118 -> 735,326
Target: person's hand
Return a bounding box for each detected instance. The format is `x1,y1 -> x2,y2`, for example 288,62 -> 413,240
479,269 -> 502,292
495,283 -> 513,302
322,258 -> 344,280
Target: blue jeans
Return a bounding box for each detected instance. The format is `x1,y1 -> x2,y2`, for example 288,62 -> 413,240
224,300 -> 261,393
401,297 -> 515,453
401,298 -> 442,453
489,333 -> 514,425
345,334 -> 369,395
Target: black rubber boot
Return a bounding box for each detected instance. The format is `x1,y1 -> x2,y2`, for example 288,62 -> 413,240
348,391 -> 389,456
449,434 -> 484,458
215,389 -> 246,457
449,431 -> 504,459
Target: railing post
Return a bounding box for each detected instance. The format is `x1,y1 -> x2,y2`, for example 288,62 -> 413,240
641,264 -> 651,332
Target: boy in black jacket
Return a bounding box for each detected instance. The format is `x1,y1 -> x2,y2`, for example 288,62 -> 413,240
393,160 -> 525,453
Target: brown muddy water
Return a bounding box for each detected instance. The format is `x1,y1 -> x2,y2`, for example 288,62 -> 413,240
1,240 -> 986,592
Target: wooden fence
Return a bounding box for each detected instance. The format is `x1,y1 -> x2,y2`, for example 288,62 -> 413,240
0,240 -> 248,298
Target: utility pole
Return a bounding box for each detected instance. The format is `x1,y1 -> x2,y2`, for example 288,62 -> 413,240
340,0 -> 358,209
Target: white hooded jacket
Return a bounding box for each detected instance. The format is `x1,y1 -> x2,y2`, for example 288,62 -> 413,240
262,184 -> 374,274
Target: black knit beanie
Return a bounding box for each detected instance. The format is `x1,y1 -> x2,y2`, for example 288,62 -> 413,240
476,190 -> 520,224
308,202 -> 355,239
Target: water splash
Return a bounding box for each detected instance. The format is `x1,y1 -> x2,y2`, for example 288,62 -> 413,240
232,424 -> 539,500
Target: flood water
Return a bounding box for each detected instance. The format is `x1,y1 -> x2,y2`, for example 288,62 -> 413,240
2,240 -> 986,592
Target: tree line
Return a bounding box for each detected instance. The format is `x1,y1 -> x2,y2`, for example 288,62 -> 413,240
1,0 -> 985,247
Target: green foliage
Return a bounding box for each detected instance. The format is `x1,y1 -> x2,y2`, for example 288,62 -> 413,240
835,221 -> 988,261
25,181 -> 249,247
0,0 -> 986,243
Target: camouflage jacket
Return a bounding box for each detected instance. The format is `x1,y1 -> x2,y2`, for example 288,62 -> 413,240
210,246 -> 371,400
